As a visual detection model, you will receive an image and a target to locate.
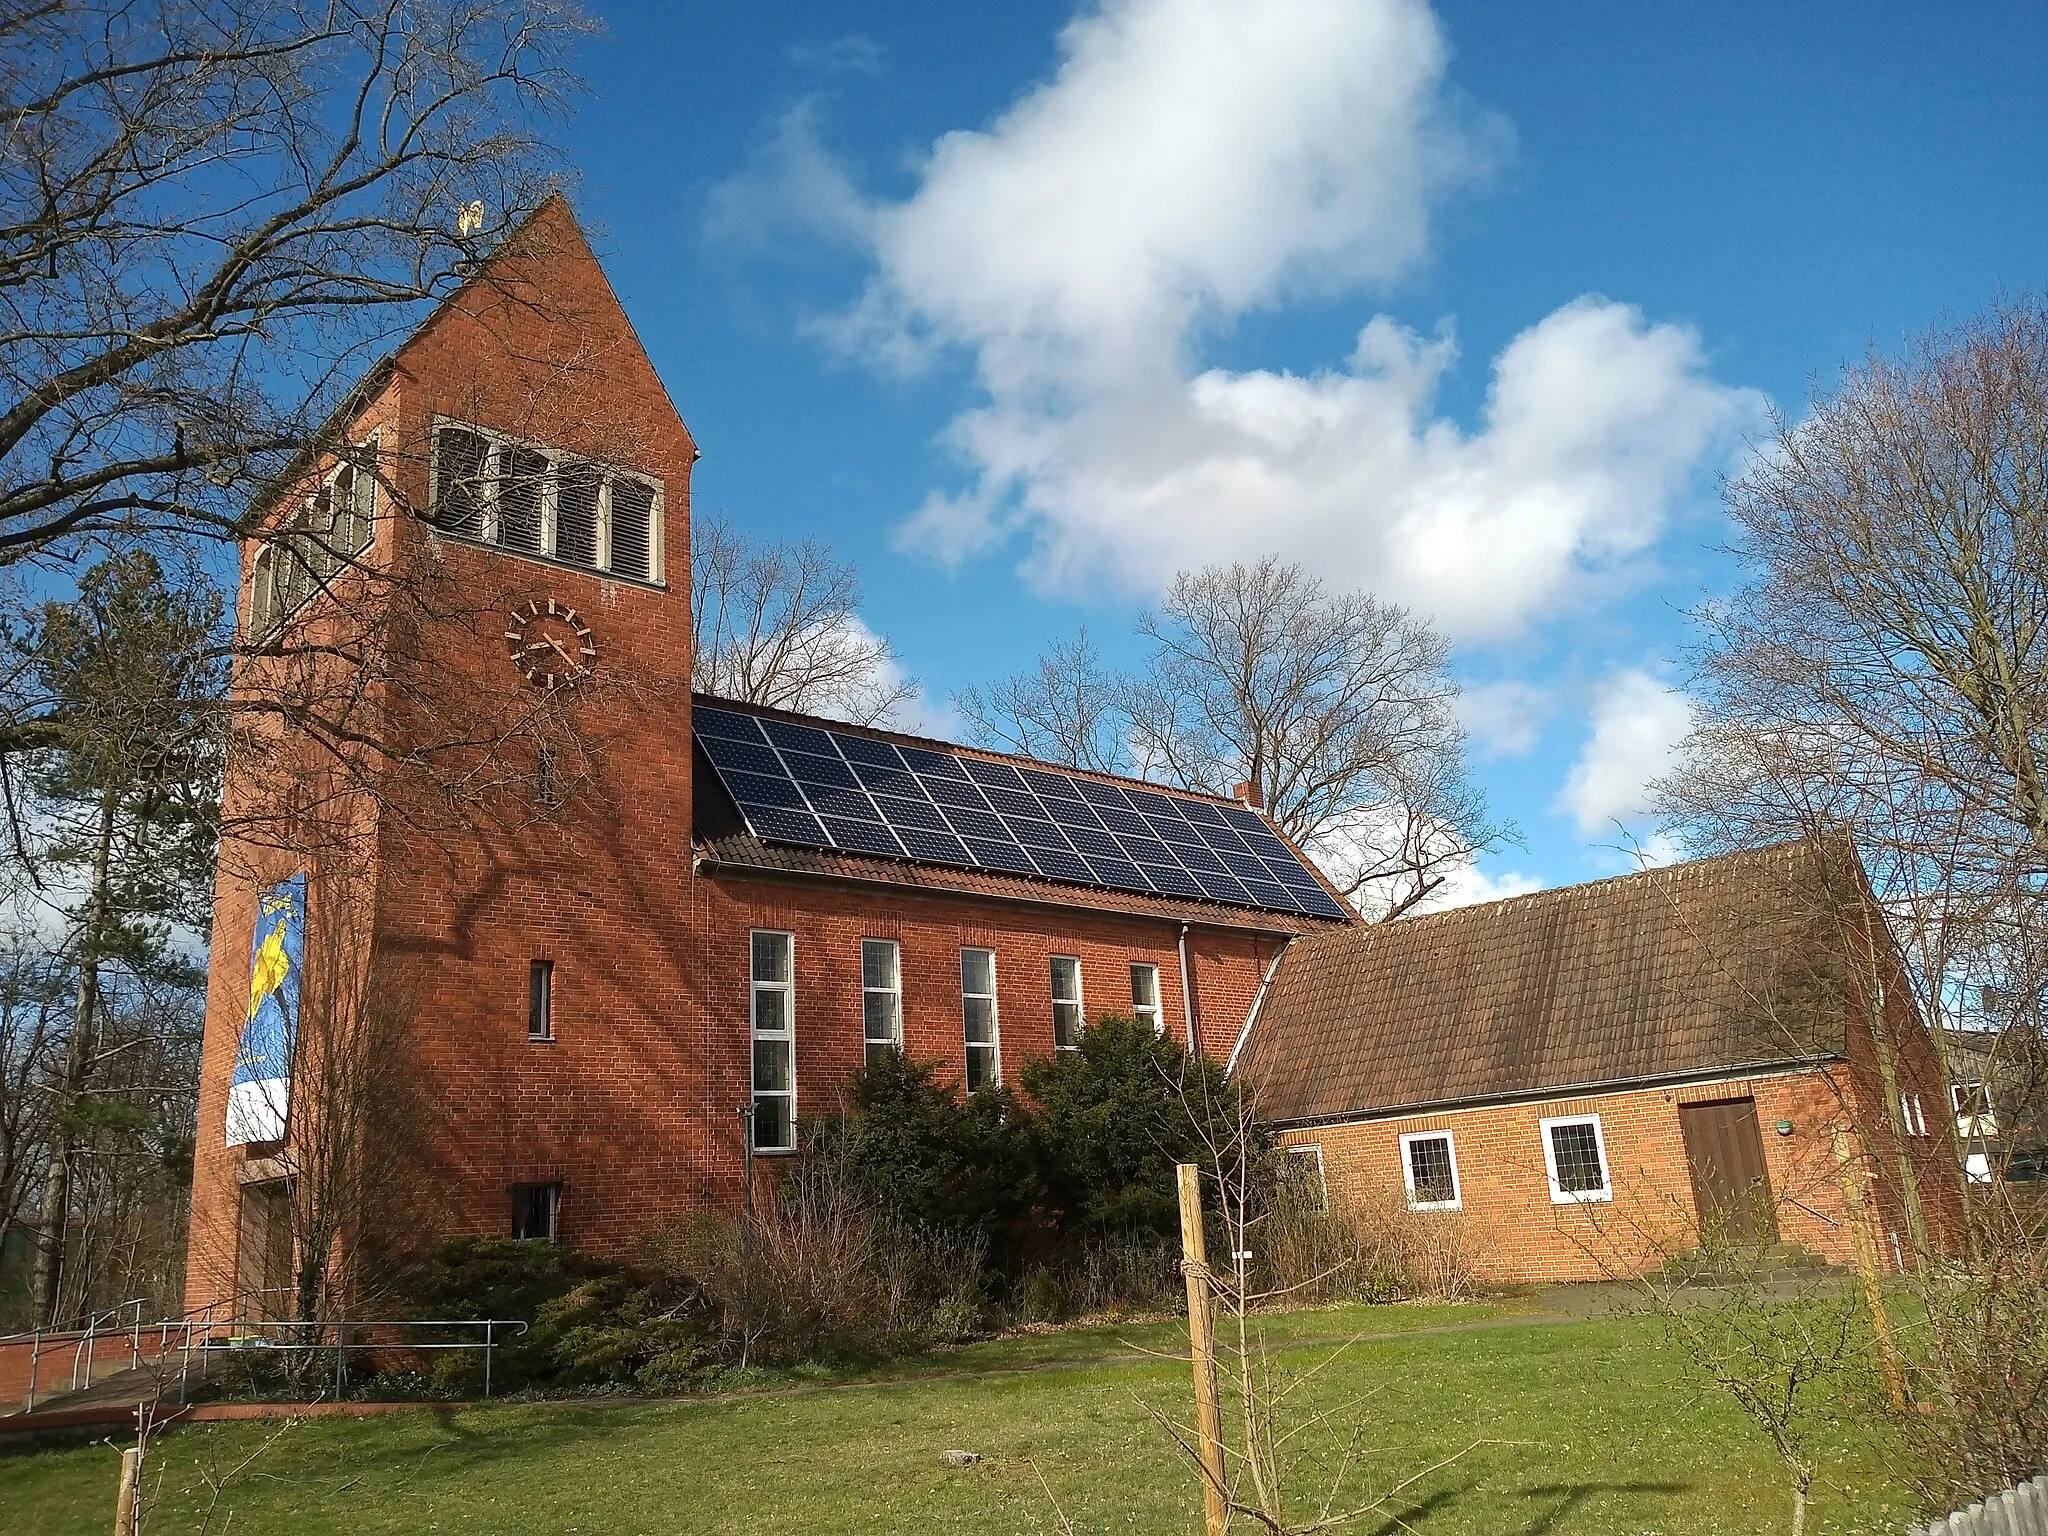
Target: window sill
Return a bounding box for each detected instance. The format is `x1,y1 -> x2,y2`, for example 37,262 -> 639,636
425,524 -> 668,591
749,1146 -> 798,1158
1548,1189 -> 1613,1205
1407,1199 -> 1462,1213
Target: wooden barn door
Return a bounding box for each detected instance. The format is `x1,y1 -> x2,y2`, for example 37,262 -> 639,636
1678,1097 -> 1778,1243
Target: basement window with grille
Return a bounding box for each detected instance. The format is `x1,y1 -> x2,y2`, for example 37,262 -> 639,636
511,1182 -> 560,1242
1399,1131 -> 1461,1211
1540,1114 -> 1611,1204
430,420 -> 663,583
249,441 -> 379,640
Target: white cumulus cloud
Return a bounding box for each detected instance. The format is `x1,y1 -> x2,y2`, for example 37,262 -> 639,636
759,0 -> 1764,637
1557,668 -> 1694,837
1458,679 -> 1550,757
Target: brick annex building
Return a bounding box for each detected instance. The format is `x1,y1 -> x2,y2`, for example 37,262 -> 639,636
1237,839 -> 1964,1282
183,202 -> 1352,1317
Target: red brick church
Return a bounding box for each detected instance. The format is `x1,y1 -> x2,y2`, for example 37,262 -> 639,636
185,202 -> 1959,1318
183,201 -> 1351,1317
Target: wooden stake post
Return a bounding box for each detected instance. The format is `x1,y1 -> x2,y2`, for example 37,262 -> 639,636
1832,1128 -> 1908,1411
1177,1162 -> 1229,1536
114,1446 -> 141,1535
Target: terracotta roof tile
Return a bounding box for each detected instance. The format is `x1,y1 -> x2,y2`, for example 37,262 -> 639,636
1237,838 -> 1859,1123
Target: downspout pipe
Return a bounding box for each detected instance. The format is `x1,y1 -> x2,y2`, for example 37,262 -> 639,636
1178,923 -> 1198,1053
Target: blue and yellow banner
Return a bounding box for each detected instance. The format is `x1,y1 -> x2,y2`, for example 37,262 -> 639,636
227,874 -> 304,1146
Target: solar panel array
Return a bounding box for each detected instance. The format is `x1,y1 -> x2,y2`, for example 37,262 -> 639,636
694,705 -> 1349,921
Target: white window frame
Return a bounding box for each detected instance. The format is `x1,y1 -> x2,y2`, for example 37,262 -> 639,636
511,1182 -> 560,1243
1050,955 -> 1084,1050
1398,1130 -> 1462,1212
1901,1091 -> 1929,1138
1286,1144 -> 1328,1212
750,930 -> 796,1152
961,947 -> 1000,1090
1130,963 -> 1162,1035
861,939 -> 902,1066
429,416 -> 664,584
1540,1113 -> 1612,1205
250,434 -> 379,640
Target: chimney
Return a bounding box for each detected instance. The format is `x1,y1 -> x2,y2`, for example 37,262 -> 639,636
1231,781 -> 1263,810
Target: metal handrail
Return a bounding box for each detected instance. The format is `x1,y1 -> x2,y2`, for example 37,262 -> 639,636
11,1309 -> 527,1414
67,1299 -> 148,1393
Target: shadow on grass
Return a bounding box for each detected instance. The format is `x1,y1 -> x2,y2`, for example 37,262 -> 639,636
1514,1480 -> 1692,1533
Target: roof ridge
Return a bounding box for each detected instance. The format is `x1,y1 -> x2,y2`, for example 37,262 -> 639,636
692,691 -> 1246,809
1370,836 -> 1817,930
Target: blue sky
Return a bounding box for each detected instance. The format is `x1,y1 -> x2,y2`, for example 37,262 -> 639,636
555,0 -> 2048,904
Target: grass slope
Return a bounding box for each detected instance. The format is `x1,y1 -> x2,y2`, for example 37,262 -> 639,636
0,1302 -> 1919,1535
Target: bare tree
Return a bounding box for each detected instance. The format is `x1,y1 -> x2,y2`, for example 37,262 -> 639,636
961,559 -> 1507,919
691,513 -> 915,727
0,0 -> 591,588
1657,294 -> 2048,1503
955,628 -> 1137,777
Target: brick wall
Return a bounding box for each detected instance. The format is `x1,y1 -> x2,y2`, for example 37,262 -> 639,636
1280,1060 -> 1956,1284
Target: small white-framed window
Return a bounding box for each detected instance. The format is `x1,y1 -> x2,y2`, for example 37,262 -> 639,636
1540,1114 -> 1612,1204
1399,1131 -> 1462,1211
429,418 -> 662,583
1898,1092 -> 1927,1138
249,438 -> 378,640
1130,963 -> 1161,1034
961,947 -> 1000,1090
528,959 -> 554,1042
1285,1144 -> 1328,1212
750,931 -> 795,1151
862,939 -> 902,1067
1050,956 -> 1083,1049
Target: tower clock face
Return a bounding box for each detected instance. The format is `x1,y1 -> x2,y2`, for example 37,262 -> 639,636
505,599 -> 597,689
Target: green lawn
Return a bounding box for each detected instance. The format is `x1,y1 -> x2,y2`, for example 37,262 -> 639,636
0,1301 -> 1923,1536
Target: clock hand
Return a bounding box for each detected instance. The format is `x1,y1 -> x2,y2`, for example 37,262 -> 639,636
546,635 -> 575,665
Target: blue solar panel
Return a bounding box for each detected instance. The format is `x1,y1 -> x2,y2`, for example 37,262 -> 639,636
1093,804 -> 1151,837
1030,847 -> 1095,884
899,745 -> 968,778
1042,798 -> 1105,831
1118,834 -> 1173,866
871,794 -> 949,831
804,782 -> 880,820
896,826 -> 975,865
835,735 -> 907,768
743,805 -> 830,845
1083,856 -> 1149,890
1007,817 -> 1073,850
1191,869 -> 1254,905
693,704 -> 1343,920
1140,863 -> 1205,898
965,837 -> 1037,874
942,806 -> 1010,843
723,770 -> 808,809
1060,825 -> 1125,862
981,785 -> 1044,820
849,761 -> 923,798
822,817 -> 905,857
962,757 -> 1029,791
694,706 -> 766,742
783,750 -> 859,787
760,718 -> 837,756
919,774 -> 989,809
700,734 -> 788,778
